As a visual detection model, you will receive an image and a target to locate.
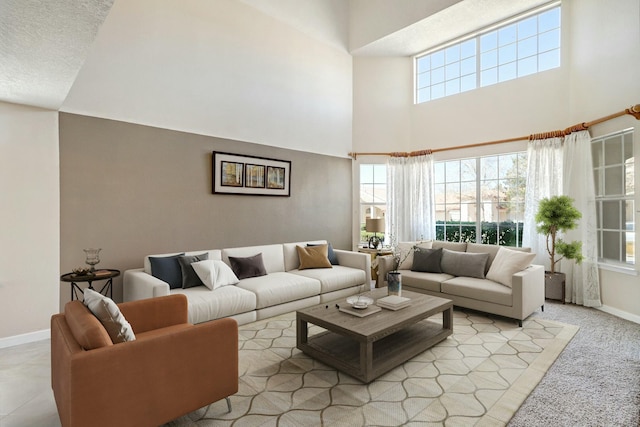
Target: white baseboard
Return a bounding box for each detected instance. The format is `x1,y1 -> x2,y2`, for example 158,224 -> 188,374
597,305 -> 640,325
0,329 -> 50,349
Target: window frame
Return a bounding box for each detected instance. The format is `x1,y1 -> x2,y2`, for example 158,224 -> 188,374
414,2 -> 561,104
592,128 -> 635,267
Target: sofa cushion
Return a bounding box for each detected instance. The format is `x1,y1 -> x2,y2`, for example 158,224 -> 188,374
486,247 -> 536,288
290,265 -> 366,294
399,269 -> 453,292
432,241 -> 467,252
229,253 -> 268,280
192,259 -> 239,290
440,249 -> 489,279
149,253 -> 185,289
282,240 -> 327,271
64,300 -> 113,350
178,253 -> 209,289
236,272 -> 321,309
441,276 -> 513,307
83,289 -> 136,343
172,285 -> 256,324
296,244 -> 332,270
411,247 -> 443,273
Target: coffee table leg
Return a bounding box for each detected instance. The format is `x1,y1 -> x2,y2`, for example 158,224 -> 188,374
296,317 -> 308,348
360,341 -> 373,382
443,306 -> 453,332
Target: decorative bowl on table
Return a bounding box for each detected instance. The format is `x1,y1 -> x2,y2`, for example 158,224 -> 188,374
72,267 -> 93,277
346,295 -> 374,309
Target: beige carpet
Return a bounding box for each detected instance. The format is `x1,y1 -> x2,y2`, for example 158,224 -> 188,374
166,309 -> 578,426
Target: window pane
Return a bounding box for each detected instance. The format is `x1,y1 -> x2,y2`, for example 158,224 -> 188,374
604,136 -> 622,165
461,39 -> 476,58
624,133 -> 633,160
498,24 -> 517,46
435,162 -> 445,183
360,184 -> 374,203
417,87 -> 430,103
539,7 -> 561,32
446,182 -> 461,203
446,63 -> 460,80
481,49 -> 498,69
481,32 -> 497,52
539,49 -> 560,71
432,51 -> 445,68
518,56 -> 537,77
417,71 -> 430,89
602,231 -> 620,260
499,43 -> 516,65
460,159 -> 477,181
432,83 -> 445,99
435,183 -> 445,200
417,55 -> 430,72
481,180 -> 498,202
481,156 -> 498,179
461,182 -> 476,201
481,68 -> 497,86
539,29 -> 560,52
461,57 -> 475,75
518,36 -> 537,59
360,165 -> 373,183
593,169 -> 602,196
518,16 -> 537,39
446,79 -> 460,95
445,44 -> 460,64
445,161 -> 460,181
461,74 -> 476,92
499,62 -> 517,82
602,201 -> 621,229
626,161 -> 634,195
373,164 -> 386,183
605,166 -> 624,196
592,141 -> 603,167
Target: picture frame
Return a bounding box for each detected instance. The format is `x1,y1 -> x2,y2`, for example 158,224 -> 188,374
213,152 -> 291,196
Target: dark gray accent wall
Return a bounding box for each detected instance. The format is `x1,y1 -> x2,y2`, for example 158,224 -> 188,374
59,113 -> 352,308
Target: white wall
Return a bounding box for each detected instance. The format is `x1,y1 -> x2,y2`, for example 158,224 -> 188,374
61,0 -> 353,158
0,102 -> 59,343
352,0 -> 640,319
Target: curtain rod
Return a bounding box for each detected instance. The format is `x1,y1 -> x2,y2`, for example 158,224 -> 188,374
349,104 -> 640,159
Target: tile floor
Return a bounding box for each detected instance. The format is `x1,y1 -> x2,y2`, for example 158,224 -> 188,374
0,340 -> 60,426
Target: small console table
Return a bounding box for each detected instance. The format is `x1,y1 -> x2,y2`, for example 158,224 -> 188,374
60,269 -> 120,301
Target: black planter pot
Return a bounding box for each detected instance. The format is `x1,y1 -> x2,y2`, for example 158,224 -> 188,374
544,271 -> 566,303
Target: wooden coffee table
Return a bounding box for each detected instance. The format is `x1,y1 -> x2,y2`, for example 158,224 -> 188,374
296,288 -> 453,383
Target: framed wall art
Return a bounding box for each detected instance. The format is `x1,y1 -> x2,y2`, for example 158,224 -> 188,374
212,152 -> 291,196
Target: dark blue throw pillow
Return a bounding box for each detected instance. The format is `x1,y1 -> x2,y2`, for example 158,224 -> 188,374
307,242 -> 339,265
149,253 -> 185,289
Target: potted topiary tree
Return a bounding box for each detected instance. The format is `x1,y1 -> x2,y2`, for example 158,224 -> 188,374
535,195 -> 584,300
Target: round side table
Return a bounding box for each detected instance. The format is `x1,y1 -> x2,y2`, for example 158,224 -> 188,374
60,269 -> 120,301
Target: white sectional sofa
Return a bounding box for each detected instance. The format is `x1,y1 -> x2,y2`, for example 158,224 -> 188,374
123,240 -> 370,325
377,241 -> 545,326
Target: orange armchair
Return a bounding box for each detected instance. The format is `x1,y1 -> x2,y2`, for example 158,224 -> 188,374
51,294 -> 238,427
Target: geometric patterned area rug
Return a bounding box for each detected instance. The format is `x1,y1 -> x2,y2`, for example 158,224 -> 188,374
166,309 -> 578,427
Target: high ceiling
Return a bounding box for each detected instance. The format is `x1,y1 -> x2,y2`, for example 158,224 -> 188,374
0,0 -> 548,110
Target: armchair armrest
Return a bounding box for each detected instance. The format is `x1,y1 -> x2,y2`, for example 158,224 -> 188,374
119,294 -> 188,334
123,268 -> 170,302
334,249 -> 372,284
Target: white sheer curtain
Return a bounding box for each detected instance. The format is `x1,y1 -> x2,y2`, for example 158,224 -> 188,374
386,154 -> 435,242
522,137 -> 564,268
563,130 -> 602,306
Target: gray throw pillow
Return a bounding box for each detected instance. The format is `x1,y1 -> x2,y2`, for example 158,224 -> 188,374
229,253 -> 268,280
440,249 -> 489,279
411,248 -> 443,273
149,253 -> 185,289
178,253 -> 209,289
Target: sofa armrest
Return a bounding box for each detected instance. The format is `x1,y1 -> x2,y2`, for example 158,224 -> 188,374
334,249 -> 371,284
511,264 -> 545,320
57,317 -> 238,427
123,268 -> 170,302
119,294 -> 188,334
376,255 -> 395,288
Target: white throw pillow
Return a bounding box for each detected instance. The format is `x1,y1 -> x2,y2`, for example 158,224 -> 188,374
486,247 -> 536,288
83,288 -> 136,343
192,259 -> 240,290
